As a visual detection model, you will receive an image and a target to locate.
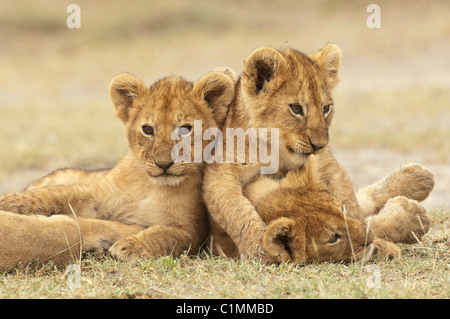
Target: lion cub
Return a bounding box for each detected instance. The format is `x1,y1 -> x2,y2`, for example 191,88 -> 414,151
0,70 -> 234,268
211,155 -> 400,264
211,155 -> 432,264
203,44 -> 435,261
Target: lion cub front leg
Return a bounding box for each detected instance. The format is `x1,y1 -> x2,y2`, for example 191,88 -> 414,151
78,218 -> 145,254
0,184 -> 96,216
203,165 -> 267,261
109,225 -> 205,261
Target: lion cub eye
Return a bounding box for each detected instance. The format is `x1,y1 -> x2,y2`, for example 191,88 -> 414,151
323,104 -> 332,115
178,124 -> 192,136
289,103 -> 304,116
327,233 -> 342,244
142,125 -> 154,136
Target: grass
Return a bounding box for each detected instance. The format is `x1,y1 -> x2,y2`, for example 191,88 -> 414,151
0,209 -> 448,299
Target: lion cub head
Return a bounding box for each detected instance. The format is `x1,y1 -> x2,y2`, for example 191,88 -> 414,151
241,44 -> 341,169
247,156 -> 374,264
110,71 -> 234,186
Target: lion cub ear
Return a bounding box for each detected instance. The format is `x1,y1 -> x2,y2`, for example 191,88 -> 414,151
213,67 -> 237,85
193,70 -> 235,125
263,217 -> 306,264
243,47 -> 285,96
281,155 -> 327,192
309,43 -> 341,89
110,73 -> 147,124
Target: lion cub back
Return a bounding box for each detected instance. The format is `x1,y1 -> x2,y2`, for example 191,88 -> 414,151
26,168 -> 109,190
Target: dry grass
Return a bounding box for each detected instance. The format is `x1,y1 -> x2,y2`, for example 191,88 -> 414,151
0,0 -> 449,299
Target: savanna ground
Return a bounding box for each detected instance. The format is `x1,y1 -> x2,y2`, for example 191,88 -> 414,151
0,0 -> 448,299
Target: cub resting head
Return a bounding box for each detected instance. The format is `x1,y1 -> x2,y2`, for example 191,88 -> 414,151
212,155 -> 401,264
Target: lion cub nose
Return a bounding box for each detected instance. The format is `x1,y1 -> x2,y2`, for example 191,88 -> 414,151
154,160 -> 174,170
311,142 -> 326,153
308,136 -> 327,153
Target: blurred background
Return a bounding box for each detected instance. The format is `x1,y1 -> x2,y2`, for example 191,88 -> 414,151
0,0 -> 449,209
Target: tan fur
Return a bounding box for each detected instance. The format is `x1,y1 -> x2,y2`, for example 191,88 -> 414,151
210,156 -> 401,264
26,168 -> 109,190
356,163 -> 434,218
367,196 -> 430,244
0,70 -> 235,270
356,164 -> 434,245
210,158 -> 433,264
203,44 -> 435,261
0,211 -> 145,271
204,44 -> 364,260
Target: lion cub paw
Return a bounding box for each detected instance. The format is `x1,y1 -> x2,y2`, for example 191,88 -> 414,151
368,196 -> 430,244
83,235 -> 117,255
371,238 -> 401,261
0,193 -> 47,215
109,238 -> 146,261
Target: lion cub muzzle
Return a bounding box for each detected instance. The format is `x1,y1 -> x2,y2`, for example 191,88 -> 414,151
154,159 -> 173,171
152,143 -> 175,173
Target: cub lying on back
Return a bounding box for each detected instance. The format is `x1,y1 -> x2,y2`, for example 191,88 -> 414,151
0,70 -> 234,270
211,155 -> 431,264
